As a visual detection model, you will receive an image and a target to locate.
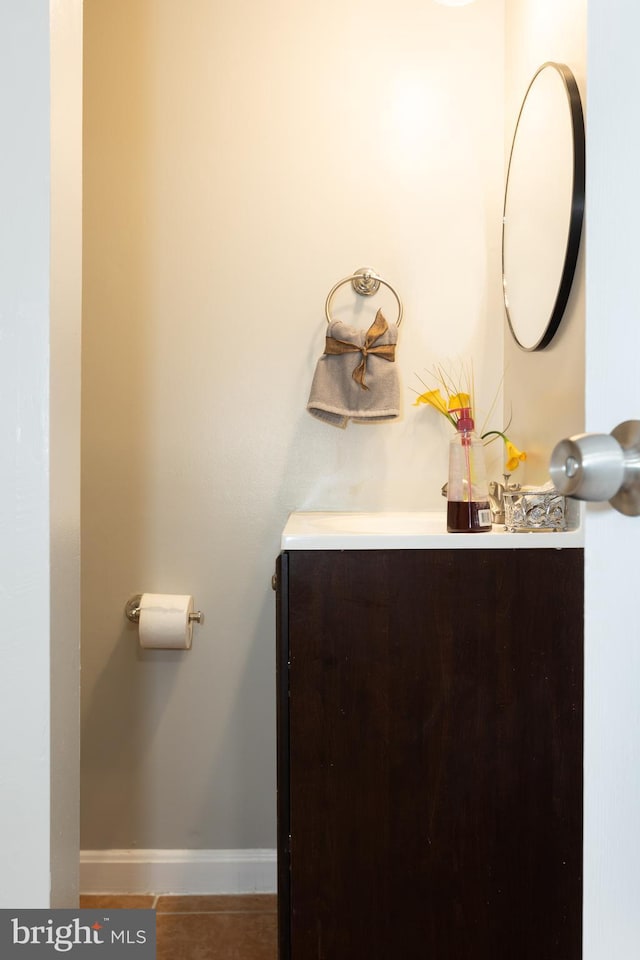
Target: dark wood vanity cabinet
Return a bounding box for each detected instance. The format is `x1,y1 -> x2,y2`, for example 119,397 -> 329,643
276,548 -> 583,960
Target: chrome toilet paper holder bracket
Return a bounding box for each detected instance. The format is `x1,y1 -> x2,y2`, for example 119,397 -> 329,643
125,594 -> 204,625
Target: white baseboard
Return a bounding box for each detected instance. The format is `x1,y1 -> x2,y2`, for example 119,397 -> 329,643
80,849 -> 277,895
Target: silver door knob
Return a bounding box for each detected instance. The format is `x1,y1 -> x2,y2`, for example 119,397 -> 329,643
549,420 -> 640,516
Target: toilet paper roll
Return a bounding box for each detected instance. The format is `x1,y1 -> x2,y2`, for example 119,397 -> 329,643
138,593 -> 194,650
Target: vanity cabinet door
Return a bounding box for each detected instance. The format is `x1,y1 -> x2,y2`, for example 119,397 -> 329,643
277,548 -> 583,960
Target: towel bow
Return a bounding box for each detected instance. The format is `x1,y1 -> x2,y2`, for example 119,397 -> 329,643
323,309 -> 396,390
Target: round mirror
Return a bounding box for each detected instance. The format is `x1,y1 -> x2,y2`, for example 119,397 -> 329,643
502,62 -> 585,351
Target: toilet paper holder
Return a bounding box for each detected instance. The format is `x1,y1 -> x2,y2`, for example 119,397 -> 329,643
125,594 -> 204,625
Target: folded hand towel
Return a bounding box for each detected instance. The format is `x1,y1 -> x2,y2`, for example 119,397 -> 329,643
307,309 -> 400,428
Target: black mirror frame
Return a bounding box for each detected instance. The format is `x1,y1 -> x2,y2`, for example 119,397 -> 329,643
502,61 -> 586,352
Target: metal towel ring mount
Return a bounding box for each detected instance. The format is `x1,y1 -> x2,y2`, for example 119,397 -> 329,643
325,267 -> 403,326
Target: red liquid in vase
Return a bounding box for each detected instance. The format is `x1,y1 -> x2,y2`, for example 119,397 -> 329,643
447,500 -> 492,533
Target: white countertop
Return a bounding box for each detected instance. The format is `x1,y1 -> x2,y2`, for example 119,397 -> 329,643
281,511 -> 584,550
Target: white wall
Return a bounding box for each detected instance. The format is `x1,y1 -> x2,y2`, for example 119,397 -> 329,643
504,0 -> 586,482
0,0 -> 82,910
81,0 -> 505,862
584,2 -> 640,954
0,0 -> 52,907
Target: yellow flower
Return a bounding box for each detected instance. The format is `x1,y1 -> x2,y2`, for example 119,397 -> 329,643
505,440 -> 527,472
413,388 -> 449,415
447,392 -> 471,412
415,363 -> 527,475
482,431 -> 527,472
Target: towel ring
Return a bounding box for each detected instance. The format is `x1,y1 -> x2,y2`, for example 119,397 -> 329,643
325,267 -> 404,327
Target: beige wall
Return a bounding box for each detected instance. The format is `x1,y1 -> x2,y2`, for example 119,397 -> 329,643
81,0 -> 505,852
50,0 -> 83,906
504,0 -> 587,483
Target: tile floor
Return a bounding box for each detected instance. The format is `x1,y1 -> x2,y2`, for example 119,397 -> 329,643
79,894 -> 277,960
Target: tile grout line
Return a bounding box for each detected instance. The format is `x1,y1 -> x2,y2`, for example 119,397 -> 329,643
82,894 -> 277,915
